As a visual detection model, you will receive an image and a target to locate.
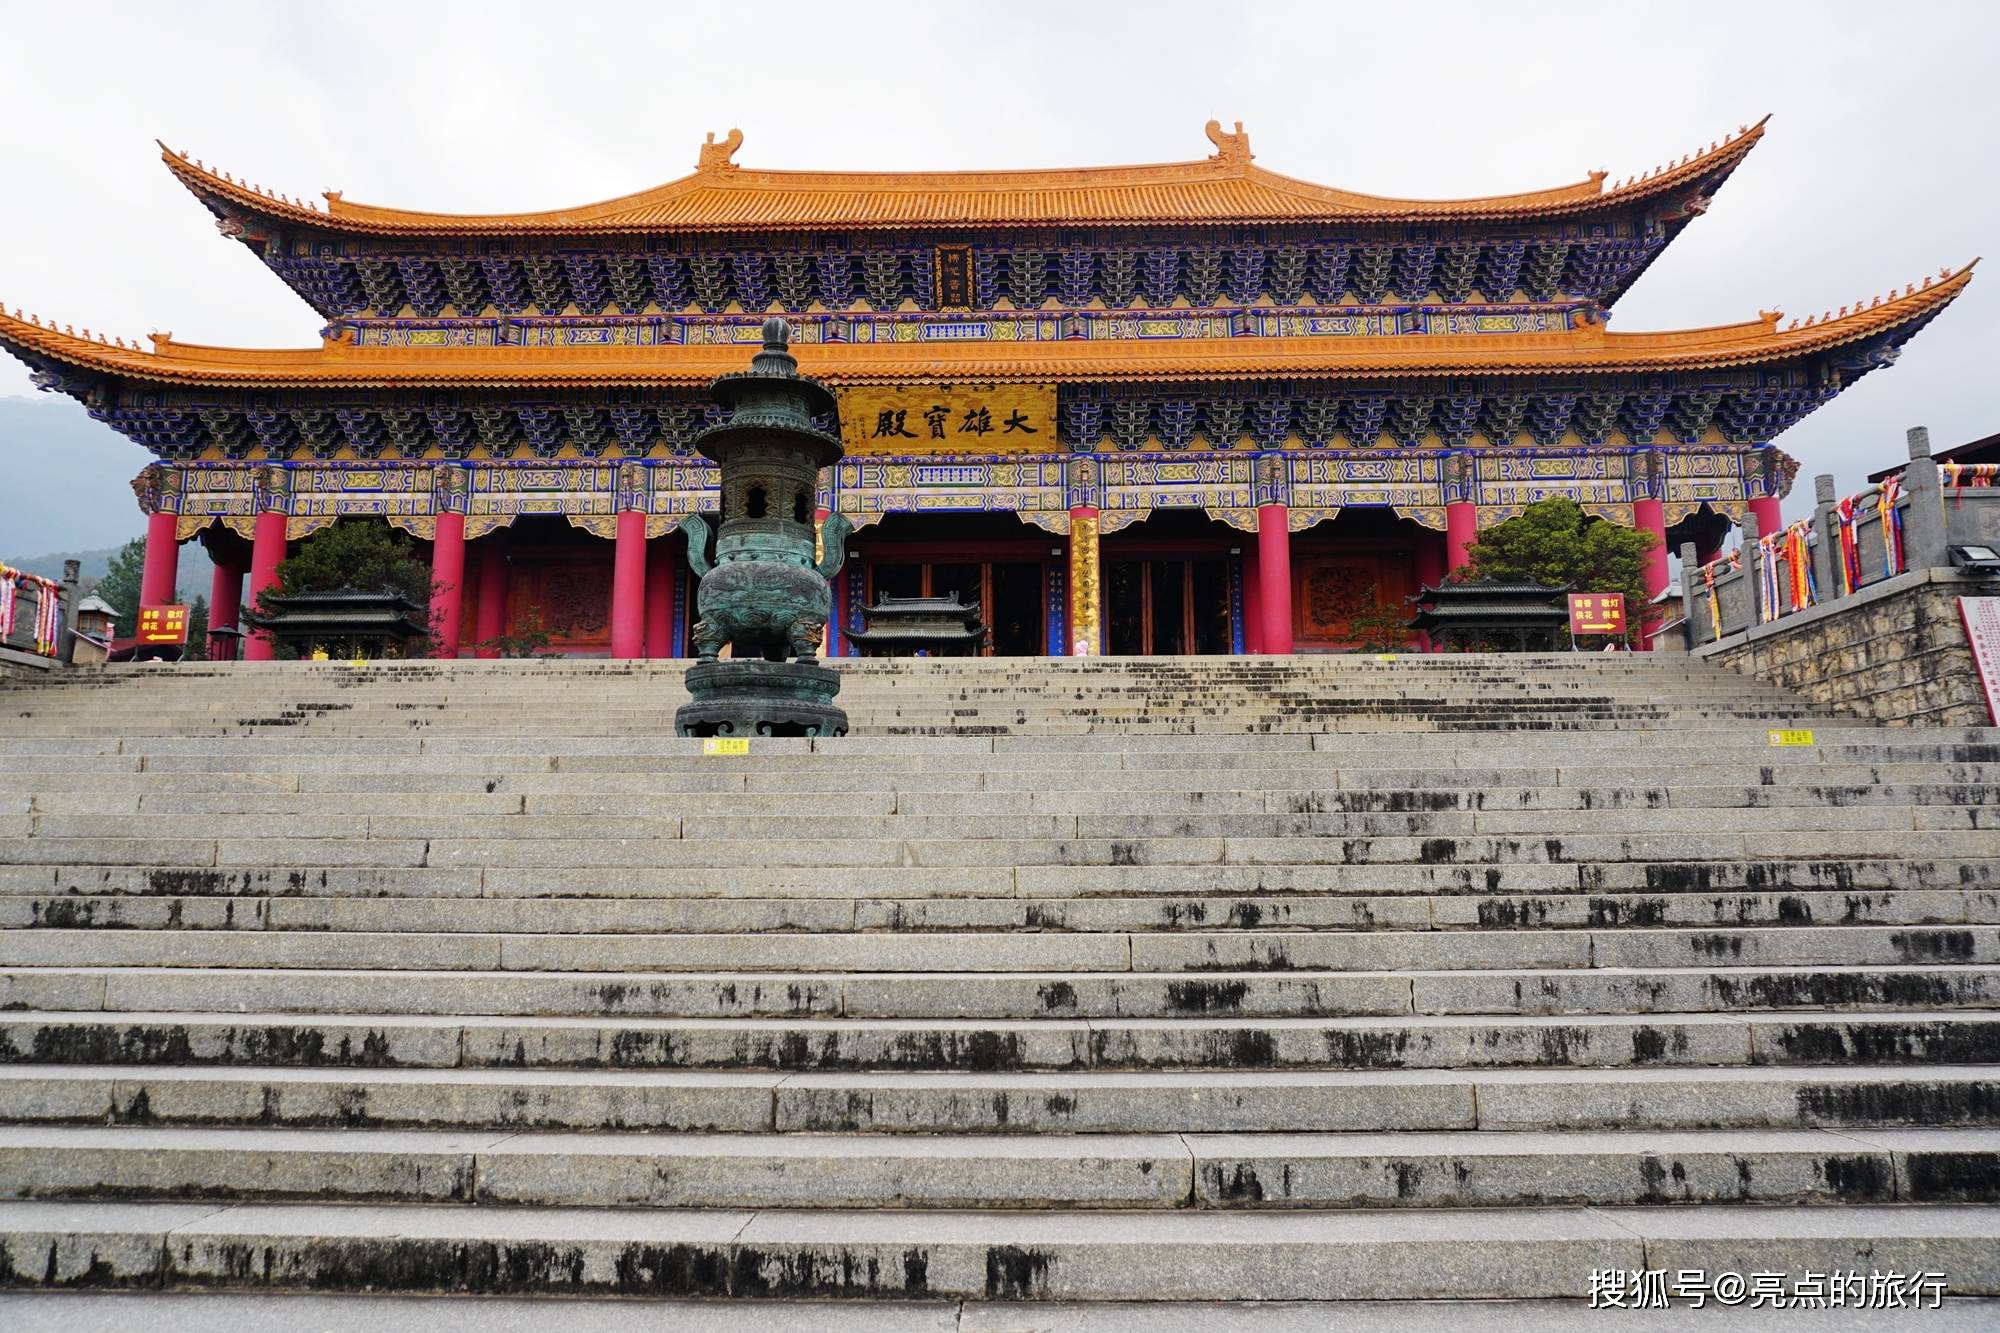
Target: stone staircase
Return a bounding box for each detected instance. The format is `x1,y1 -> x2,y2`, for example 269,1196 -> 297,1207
0,655 -> 1996,1302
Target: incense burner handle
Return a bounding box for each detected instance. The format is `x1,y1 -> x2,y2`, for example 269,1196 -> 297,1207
816,512 -> 852,581
679,513 -> 714,578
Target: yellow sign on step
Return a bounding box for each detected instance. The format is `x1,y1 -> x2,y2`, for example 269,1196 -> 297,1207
1767,729 -> 1815,747
702,738 -> 750,756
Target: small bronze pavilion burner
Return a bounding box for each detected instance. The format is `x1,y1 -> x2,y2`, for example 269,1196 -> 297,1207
675,318 -> 851,737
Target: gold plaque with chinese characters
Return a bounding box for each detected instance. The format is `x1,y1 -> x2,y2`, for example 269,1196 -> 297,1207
838,384 -> 1058,456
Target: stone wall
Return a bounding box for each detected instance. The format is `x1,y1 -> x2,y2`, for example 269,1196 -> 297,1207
0,647 -> 55,679
1694,569 -> 1999,727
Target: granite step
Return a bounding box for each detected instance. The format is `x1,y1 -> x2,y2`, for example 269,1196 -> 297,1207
4,1064 -> 1995,1134
0,1123 -> 1990,1210
1,1198 -> 1994,1298
6,885 -> 1988,932
7,856 -> 1987,901
3,924 -> 1994,973
0,964 -> 1993,1020
8,832 -> 1994,872
19,781 -> 2000,817
5,1009 -> 1998,1072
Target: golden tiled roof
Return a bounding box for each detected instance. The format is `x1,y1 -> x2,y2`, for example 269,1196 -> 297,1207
160,119 -> 1768,236
0,262 -> 1969,390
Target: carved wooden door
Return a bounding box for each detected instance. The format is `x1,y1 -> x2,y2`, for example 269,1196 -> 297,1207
1293,554 -> 1413,648
507,548 -> 613,654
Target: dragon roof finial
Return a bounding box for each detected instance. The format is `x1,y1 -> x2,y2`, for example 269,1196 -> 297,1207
698,129 -> 745,173
1204,120 -> 1252,167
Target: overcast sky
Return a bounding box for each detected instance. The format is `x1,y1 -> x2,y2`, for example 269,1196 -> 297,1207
0,0 -> 1992,551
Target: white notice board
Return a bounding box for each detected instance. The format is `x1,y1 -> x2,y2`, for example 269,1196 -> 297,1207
1960,597 -> 2000,725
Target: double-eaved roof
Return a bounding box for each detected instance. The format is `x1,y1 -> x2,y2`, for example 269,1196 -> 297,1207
0,267 -> 1973,390
158,118 -> 1767,235
0,119 -> 1972,460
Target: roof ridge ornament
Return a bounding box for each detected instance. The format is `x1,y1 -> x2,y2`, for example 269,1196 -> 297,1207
698,129 -> 745,174
1204,120 -> 1252,168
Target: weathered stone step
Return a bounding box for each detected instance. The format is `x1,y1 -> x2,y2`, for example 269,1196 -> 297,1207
5,1064 -> 1995,1134
11,856 -> 1986,903
11,736 -> 1989,767
11,754 -> 1998,796
19,781 -> 2000,819
6,1009 -> 1999,1071
2,964 -> 1992,1021
0,1123 -> 1989,1210
10,803 -> 1977,842
11,831 -> 1994,872
4,924 -> 1993,973
9,885 -> 1987,934
2,1198 -> 1995,1298
10,726 -> 1986,756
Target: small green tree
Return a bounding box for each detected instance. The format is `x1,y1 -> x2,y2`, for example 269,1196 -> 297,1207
1462,498 -> 1657,646
474,604 -> 553,659
1342,589 -> 1418,652
182,595 -> 209,660
252,519 -> 437,655
92,537 -> 146,635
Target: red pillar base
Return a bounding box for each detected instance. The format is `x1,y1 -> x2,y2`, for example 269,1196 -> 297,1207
1255,503 -> 1293,655
431,511 -> 467,659
243,510 -> 288,662
645,539 -> 675,659
610,509 -> 647,661
140,511 -> 180,609
1749,495 -> 1784,539
474,528 -> 512,656
473,531 -> 509,659
206,554 -> 244,662
1633,496 -> 1670,651
1445,501 -> 1477,575
1413,529 -> 1446,653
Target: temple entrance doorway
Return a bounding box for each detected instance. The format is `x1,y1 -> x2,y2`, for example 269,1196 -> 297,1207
1288,509 -> 1439,651
847,513 -> 1056,656
498,517 -> 614,655
1099,510 -> 1243,656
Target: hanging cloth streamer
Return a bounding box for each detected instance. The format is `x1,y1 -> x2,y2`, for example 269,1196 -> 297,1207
1877,476 -> 1906,576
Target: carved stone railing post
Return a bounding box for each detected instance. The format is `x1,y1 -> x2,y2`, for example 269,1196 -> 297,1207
1811,473 -> 1840,604
57,559 -> 80,665
1901,426 -> 1950,571
1679,542 -> 1702,646
1742,510 -> 1764,625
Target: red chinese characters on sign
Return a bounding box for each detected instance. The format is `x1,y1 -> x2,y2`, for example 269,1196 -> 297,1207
137,604 -> 190,645
1568,593 -> 1626,637
1960,597 -> 2000,724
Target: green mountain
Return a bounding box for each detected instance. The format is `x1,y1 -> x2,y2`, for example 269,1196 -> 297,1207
8,543 -> 215,604
1,395 -> 213,602
0,394 -> 162,560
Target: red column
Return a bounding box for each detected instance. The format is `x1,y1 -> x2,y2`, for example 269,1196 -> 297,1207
431,511 -> 467,659
140,511 -> 180,608
1632,497 -> 1670,651
1255,503 -> 1293,655
645,539 -> 675,658
1413,530 -> 1446,654
1445,501 -> 1478,574
206,554 -> 244,662
610,508 -> 647,660
1749,495 -> 1783,540
474,531 -> 509,659
1242,545 -> 1264,653
243,510 -> 288,662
